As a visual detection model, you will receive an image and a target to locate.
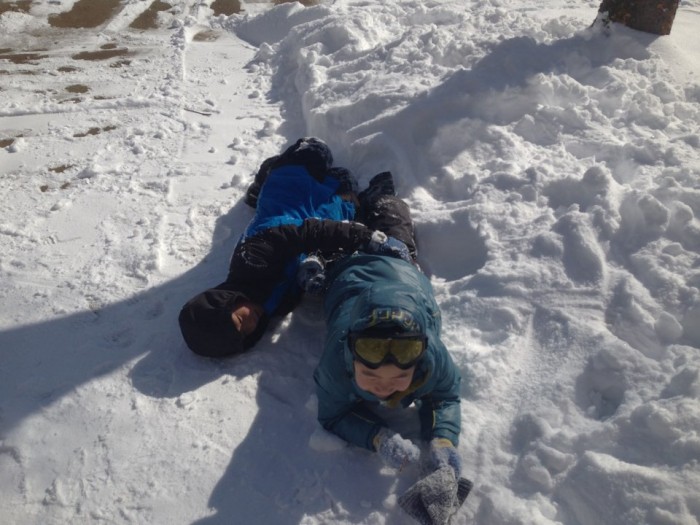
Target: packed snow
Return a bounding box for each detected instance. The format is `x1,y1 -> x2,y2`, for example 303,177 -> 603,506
1,0 -> 699,523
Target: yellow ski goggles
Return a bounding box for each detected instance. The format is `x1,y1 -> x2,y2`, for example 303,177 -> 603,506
349,331 -> 427,369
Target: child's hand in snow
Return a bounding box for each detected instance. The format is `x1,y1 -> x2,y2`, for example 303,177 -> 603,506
374,428 -> 420,470
429,438 -> 462,478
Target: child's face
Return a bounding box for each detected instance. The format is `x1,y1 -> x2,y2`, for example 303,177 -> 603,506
230,300 -> 264,336
353,361 -> 415,399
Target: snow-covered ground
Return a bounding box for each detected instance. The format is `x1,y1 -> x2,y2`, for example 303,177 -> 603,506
1,0 -> 699,523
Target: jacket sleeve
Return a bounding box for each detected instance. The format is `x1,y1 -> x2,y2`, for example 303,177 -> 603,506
315,382 -> 384,451
420,343 -> 462,445
232,218 -> 372,272
313,348 -> 384,451
226,218 -> 373,303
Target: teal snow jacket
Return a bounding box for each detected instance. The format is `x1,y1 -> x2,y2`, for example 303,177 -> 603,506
313,253 -> 462,451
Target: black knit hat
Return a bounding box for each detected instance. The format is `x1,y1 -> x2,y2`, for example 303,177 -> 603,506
178,290 -> 248,358
272,137 -> 333,182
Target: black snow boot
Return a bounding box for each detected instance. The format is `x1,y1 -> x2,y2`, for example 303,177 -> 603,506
358,171 -> 396,209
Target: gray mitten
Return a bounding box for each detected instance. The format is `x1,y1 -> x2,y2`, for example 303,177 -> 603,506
375,428 -> 421,470
398,467 -> 473,525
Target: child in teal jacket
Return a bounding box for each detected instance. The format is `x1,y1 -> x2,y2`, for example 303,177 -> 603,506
313,193 -> 462,477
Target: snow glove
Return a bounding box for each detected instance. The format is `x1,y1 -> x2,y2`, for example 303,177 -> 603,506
374,428 -> 421,470
297,255 -> 326,296
398,466 -> 473,525
366,230 -> 412,263
429,438 -> 462,479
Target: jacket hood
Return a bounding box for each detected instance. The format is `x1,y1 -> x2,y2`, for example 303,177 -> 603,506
343,279 -> 440,374
324,254 -> 443,375
348,281 -> 428,335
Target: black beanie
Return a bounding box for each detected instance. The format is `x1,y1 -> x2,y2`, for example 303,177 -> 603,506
178,290 -> 248,358
271,137 -> 333,182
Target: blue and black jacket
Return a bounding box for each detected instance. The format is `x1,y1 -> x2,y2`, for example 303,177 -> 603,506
179,138 -> 374,357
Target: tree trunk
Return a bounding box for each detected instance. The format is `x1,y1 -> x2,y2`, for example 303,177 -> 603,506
598,0 -> 680,35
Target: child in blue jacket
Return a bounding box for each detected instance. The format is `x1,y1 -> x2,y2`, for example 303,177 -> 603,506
178,138 -> 408,357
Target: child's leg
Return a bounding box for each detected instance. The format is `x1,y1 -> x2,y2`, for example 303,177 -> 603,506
357,171 -> 416,259
363,194 -> 417,261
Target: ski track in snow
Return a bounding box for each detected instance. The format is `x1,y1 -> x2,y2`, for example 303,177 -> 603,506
1,0 -> 700,524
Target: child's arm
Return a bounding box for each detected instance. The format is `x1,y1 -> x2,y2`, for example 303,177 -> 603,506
420,343 -> 462,446
314,359 -> 422,469
229,218 -> 373,279
313,364 -> 384,451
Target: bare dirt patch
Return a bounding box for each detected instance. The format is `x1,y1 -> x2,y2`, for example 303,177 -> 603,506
207,0 -> 317,17
0,69 -> 37,75
193,30 -> 220,42
48,165 -> 75,174
110,59 -> 131,68
129,1 -> 172,30
66,84 -> 89,94
73,125 -> 117,138
72,48 -> 129,61
211,0 -> 242,16
274,0 -> 319,5
57,65 -> 80,73
40,180 -> 72,192
0,52 -> 48,65
0,1 -> 31,16
49,0 -> 121,29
